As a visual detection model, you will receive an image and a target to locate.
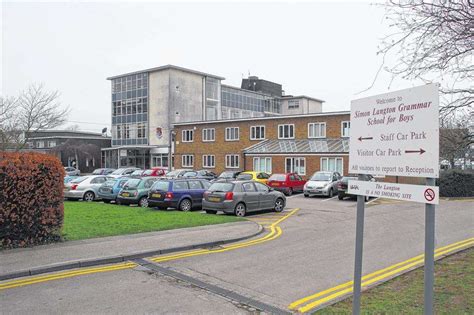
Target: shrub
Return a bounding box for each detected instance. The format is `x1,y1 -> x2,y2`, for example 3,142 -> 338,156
0,152 -> 65,249
438,169 -> 474,197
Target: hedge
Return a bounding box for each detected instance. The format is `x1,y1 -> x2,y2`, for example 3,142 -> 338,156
438,169 -> 474,197
0,152 -> 65,249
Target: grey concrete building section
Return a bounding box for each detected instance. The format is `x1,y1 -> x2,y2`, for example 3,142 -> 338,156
0,221 -> 262,280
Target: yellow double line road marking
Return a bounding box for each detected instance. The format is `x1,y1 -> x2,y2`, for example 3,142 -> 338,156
0,208 -> 299,291
289,237 -> 474,313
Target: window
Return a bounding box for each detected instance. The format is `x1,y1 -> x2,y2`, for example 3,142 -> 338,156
225,155 -> 240,168
137,123 -> 146,138
242,182 -> 256,192
173,181 -> 188,191
285,157 -> 306,175
182,155 -> 194,167
188,180 -> 203,190
255,182 -> 269,193
47,140 -> 56,147
182,130 -> 194,142
202,128 -> 215,142
91,177 -> 106,184
202,155 -> 215,168
341,121 -> 350,137
253,157 -> 272,174
321,157 -> 343,174
37,141 -> 45,148
308,122 -> 326,138
250,126 -> 265,140
225,127 -> 239,141
288,100 -> 299,109
278,124 -> 295,139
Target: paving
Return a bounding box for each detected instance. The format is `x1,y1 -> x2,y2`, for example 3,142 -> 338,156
1,196 -> 472,314
0,221 -> 261,278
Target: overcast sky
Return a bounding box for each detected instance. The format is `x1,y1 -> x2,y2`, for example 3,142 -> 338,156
2,1 -> 419,133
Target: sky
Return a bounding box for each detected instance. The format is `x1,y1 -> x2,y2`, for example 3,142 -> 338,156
1,0 -> 419,133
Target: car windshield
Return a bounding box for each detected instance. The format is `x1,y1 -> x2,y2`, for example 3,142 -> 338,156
166,170 -> 181,177
269,174 -> 286,181
118,179 -> 129,187
71,176 -> 86,183
131,170 -> 142,176
111,168 -> 126,175
123,178 -> 141,189
236,174 -> 252,180
152,181 -> 169,191
310,173 -> 331,181
92,169 -> 103,175
103,179 -> 117,187
219,172 -> 234,178
183,172 -> 196,177
208,182 -> 234,192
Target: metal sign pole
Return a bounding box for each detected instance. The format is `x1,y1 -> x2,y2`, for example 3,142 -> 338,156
352,174 -> 366,315
424,177 -> 436,314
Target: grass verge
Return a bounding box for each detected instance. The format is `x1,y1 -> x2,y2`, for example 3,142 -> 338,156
62,201 -> 243,241
316,247 -> 474,314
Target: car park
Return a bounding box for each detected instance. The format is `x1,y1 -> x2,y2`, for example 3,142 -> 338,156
236,171 -> 271,185
147,178 -> 211,211
64,175 -> 109,201
267,173 -> 306,196
338,174 -> 375,201
92,168 -> 115,175
304,171 -> 342,198
116,177 -> 160,207
64,167 -> 80,176
97,177 -> 130,203
108,167 -> 140,178
203,180 -> 286,216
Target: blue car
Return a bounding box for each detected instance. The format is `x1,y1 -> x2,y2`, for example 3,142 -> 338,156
147,178 -> 211,211
98,177 -> 130,203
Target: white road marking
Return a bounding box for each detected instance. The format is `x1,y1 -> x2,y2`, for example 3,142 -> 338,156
322,196 -> 339,202
366,197 -> 379,205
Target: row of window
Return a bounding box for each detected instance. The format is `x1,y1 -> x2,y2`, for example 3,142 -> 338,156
36,140 -> 56,148
181,121 -> 351,142
112,123 -> 147,140
180,155 -> 344,175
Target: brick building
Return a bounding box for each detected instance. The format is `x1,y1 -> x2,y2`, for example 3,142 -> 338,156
173,111 -> 351,178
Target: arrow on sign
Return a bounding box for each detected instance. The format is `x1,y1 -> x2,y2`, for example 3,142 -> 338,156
358,136 -> 373,142
405,148 -> 426,155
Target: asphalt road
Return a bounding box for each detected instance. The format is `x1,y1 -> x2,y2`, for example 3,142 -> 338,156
2,196 -> 473,314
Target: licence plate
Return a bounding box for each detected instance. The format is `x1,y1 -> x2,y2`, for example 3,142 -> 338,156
208,197 -> 221,202
121,192 -> 130,197
271,182 -> 280,186
152,193 -> 161,198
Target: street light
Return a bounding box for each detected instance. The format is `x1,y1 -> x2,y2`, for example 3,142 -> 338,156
168,129 -> 176,172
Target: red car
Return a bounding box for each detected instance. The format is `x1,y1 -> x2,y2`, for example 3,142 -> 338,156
142,167 -> 167,177
267,173 -> 307,196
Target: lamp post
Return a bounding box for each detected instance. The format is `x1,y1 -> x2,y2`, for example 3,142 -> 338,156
168,128 -> 176,172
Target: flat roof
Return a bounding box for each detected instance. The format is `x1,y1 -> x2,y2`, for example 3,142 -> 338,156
107,64 -> 225,80
173,110 -> 350,126
282,95 -> 325,103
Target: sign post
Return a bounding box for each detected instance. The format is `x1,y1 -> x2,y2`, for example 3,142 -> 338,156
348,84 -> 439,314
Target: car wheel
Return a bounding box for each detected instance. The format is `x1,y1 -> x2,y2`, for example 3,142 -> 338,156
328,189 -> 333,198
286,188 -> 293,196
139,197 -> 149,208
103,199 -> 111,204
234,203 -> 246,217
206,210 -> 217,214
179,199 -> 192,212
304,194 -> 309,198
338,194 -> 344,200
274,198 -> 285,212
83,192 -> 95,202
115,198 -> 121,205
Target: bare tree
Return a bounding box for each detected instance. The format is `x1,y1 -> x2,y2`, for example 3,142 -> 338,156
0,84 -> 69,151
371,1 -> 473,118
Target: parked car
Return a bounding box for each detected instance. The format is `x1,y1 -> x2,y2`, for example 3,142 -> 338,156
109,167 -> 140,178
236,171 -> 271,185
130,169 -> 145,177
202,180 -> 286,217
64,167 -> 80,176
181,170 -> 217,181
165,169 -> 193,178
97,177 -> 130,203
148,178 -> 211,211
142,167 -> 167,177
64,175 -> 109,201
267,173 -> 307,196
92,168 -> 115,175
214,171 -> 242,182
116,177 -> 161,207
304,171 -> 342,198
64,175 -> 77,184
338,174 -> 375,201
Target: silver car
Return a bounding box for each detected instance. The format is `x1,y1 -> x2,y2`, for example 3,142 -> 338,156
202,180 -> 286,217
64,167 -> 80,176
108,167 -> 140,178
64,175 -> 109,201
304,171 -> 342,198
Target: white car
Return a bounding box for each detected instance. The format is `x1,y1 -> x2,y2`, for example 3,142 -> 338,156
64,175 -> 109,201
64,167 -> 80,176
304,171 -> 342,198
108,167 -> 141,178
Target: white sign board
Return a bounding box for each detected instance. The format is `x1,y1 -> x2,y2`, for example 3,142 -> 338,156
349,84 -> 439,178
348,180 -> 439,205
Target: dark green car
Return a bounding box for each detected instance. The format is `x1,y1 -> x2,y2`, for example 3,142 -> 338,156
116,177 -> 160,207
